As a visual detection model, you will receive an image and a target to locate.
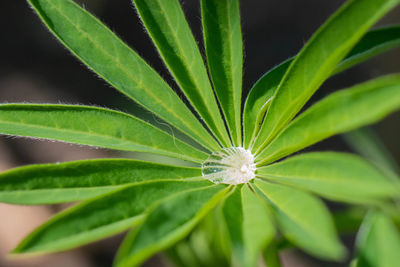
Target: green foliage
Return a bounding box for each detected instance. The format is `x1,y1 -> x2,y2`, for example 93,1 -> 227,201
256,74 -> 400,165
252,0 -> 400,154
0,104 -> 208,163
132,0 -> 230,147
115,185 -> 228,266
343,127 -> 400,178
27,0 -> 219,151
201,0 -> 243,146
342,127 -> 400,266
354,211 -> 400,267
13,180 -> 212,254
0,159 -> 201,204
2,0 -> 400,266
243,25 -> 400,148
220,185 -> 274,266
257,152 -> 397,203
255,180 -> 346,260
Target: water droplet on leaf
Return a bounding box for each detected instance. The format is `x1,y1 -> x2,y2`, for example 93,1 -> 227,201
201,147 -> 256,185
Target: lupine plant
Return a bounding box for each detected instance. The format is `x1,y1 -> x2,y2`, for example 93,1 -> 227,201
1,0 -> 400,266
342,127 -> 400,267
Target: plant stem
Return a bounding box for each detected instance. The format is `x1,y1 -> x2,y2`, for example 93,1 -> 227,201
263,240 -> 282,267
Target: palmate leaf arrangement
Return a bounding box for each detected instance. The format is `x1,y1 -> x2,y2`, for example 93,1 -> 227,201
1,0 -> 400,266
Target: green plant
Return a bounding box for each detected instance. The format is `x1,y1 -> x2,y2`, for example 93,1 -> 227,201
341,127 -> 400,267
1,0 -> 400,266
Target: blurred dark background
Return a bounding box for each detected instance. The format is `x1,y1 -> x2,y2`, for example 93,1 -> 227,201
0,1 -> 399,266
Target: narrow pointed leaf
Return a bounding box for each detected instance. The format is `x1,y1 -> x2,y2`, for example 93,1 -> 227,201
168,212 -> 230,267
355,211 -> 400,267
28,0 -> 219,151
0,104 -> 208,163
0,159 -> 201,205
115,184 -> 228,267
243,60 -> 290,148
220,186 -> 244,265
13,180 -> 211,254
221,185 -> 275,267
257,74 -> 400,165
343,127 -> 400,178
255,179 -> 346,260
262,240 -> 282,267
335,25 -> 400,73
241,185 -> 275,267
252,0 -> 400,153
257,152 -> 398,203
168,240 -> 204,267
186,214 -> 231,267
201,0 -> 243,146
132,0 -> 231,147
244,25 -> 400,148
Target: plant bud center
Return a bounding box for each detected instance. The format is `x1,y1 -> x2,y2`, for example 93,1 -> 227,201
201,147 -> 256,185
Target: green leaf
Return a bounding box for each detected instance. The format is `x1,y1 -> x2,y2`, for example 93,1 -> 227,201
12,180 -> 211,254
27,0 -> 220,151
220,185 -> 275,267
262,240 -> 282,267
241,185 -> 277,267
0,159 -> 201,205
243,60 -> 290,148
333,208 -> 365,235
219,186 -> 244,265
241,185 -> 275,267
168,211 -> 231,267
343,127 -> 400,178
167,240 -> 204,267
132,0 -> 231,147
335,25 -> 400,74
252,0 -> 400,153
114,184 -> 228,267
256,74 -> 400,165
355,211 -> 400,267
186,214 -> 230,267
201,0 -> 243,146
244,25 -> 400,148
255,179 -> 346,260
257,152 -> 398,203
0,104 -> 208,163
